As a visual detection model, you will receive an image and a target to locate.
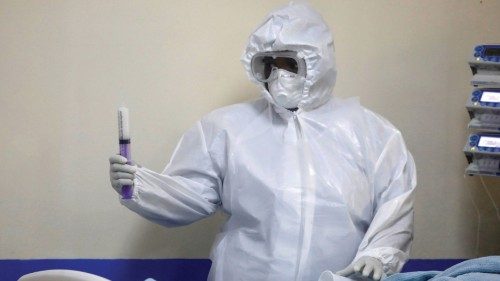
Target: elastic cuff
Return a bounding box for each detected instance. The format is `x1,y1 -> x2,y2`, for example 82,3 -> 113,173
355,247 -> 408,276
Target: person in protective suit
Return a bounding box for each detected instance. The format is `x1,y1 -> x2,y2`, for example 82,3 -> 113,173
109,2 -> 416,281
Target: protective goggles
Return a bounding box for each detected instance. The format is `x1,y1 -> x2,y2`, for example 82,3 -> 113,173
251,51 -> 306,82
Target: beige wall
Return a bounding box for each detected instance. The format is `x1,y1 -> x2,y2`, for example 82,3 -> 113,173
1,0 -> 499,259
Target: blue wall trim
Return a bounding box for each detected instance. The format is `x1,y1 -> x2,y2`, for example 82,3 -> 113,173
403,259 -> 466,272
0,259 -> 211,281
0,259 -> 465,281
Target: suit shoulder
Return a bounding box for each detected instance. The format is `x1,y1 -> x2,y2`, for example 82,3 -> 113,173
201,98 -> 268,128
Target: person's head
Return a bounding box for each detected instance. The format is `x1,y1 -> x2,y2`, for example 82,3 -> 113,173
242,1 -> 336,112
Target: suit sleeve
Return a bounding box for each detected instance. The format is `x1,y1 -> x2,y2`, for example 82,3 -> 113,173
120,121 -> 222,227
354,123 -> 417,275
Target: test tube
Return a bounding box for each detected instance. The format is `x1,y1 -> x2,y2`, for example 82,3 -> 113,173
118,106 -> 133,199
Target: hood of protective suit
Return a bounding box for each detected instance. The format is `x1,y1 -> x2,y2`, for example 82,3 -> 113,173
241,1 -> 337,112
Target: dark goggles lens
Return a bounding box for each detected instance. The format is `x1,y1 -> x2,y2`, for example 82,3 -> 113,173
263,57 -> 299,74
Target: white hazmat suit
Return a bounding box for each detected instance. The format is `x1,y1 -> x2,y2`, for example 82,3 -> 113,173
120,2 -> 417,281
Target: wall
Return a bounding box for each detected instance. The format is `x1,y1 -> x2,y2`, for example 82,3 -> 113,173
1,0 -> 499,260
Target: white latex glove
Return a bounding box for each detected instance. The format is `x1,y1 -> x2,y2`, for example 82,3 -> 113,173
109,154 -> 137,195
336,256 -> 383,281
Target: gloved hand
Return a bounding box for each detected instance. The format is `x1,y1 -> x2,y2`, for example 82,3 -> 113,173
336,256 -> 383,281
109,155 -> 137,195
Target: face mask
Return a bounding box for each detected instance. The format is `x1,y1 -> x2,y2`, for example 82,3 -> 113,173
268,69 -> 306,109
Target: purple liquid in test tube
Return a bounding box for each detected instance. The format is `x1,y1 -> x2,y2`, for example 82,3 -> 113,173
119,140 -> 132,199
118,106 -> 133,199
